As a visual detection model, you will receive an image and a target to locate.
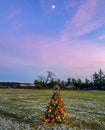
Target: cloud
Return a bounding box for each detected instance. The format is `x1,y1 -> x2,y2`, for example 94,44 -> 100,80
98,34 -> 105,40
12,21 -> 23,30
1,34 -> 105,66
6,8 -> 21,20
65,0 -> 79,10
0,35 -> 53,66
39,37 -> 105,79
61,0 -> 105,40
1,33 -> 105,80
5,7 -> 23,30
42,39 -> 105,68
0,53 -> 27,67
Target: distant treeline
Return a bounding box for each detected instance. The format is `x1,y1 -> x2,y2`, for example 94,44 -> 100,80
0,69 -> 105,90
0,82 -> 35,89
34,69 -> 105,90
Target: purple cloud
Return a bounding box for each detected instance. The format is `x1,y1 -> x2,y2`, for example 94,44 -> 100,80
98,34 -> 105,40
5,7 -> 23,30
6,8 -> 21,20
0,33 -> 105,80
61,0 -> 105,40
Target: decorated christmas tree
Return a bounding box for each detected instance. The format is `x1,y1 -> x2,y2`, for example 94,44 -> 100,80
45,85 -> 67,124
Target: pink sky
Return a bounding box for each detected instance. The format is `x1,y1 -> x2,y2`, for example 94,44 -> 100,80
0,0 -> 105,82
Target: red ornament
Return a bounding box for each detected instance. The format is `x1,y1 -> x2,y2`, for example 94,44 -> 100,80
51,119 -> 55,124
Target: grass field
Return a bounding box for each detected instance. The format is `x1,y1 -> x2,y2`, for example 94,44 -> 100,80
0,89 -> 105,130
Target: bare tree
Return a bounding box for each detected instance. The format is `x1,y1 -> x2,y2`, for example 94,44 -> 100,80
45,71 -> 56,87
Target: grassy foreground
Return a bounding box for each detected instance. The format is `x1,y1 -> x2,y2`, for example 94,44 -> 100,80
0,89 -> 105,130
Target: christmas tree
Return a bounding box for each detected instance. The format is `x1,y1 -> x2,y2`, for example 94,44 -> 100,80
45,85 -> 67,124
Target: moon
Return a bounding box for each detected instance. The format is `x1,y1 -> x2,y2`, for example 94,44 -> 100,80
52,5 -> 56,9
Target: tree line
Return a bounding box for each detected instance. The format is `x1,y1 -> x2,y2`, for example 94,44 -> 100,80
34,69 -> 105,90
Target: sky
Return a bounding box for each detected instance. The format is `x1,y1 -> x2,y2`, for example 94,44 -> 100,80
0,0 -> 105,83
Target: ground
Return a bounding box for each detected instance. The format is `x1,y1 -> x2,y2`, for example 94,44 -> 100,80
0,89 -> 105,130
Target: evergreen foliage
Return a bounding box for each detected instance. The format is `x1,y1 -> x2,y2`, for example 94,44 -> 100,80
45,86 -> 67,123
